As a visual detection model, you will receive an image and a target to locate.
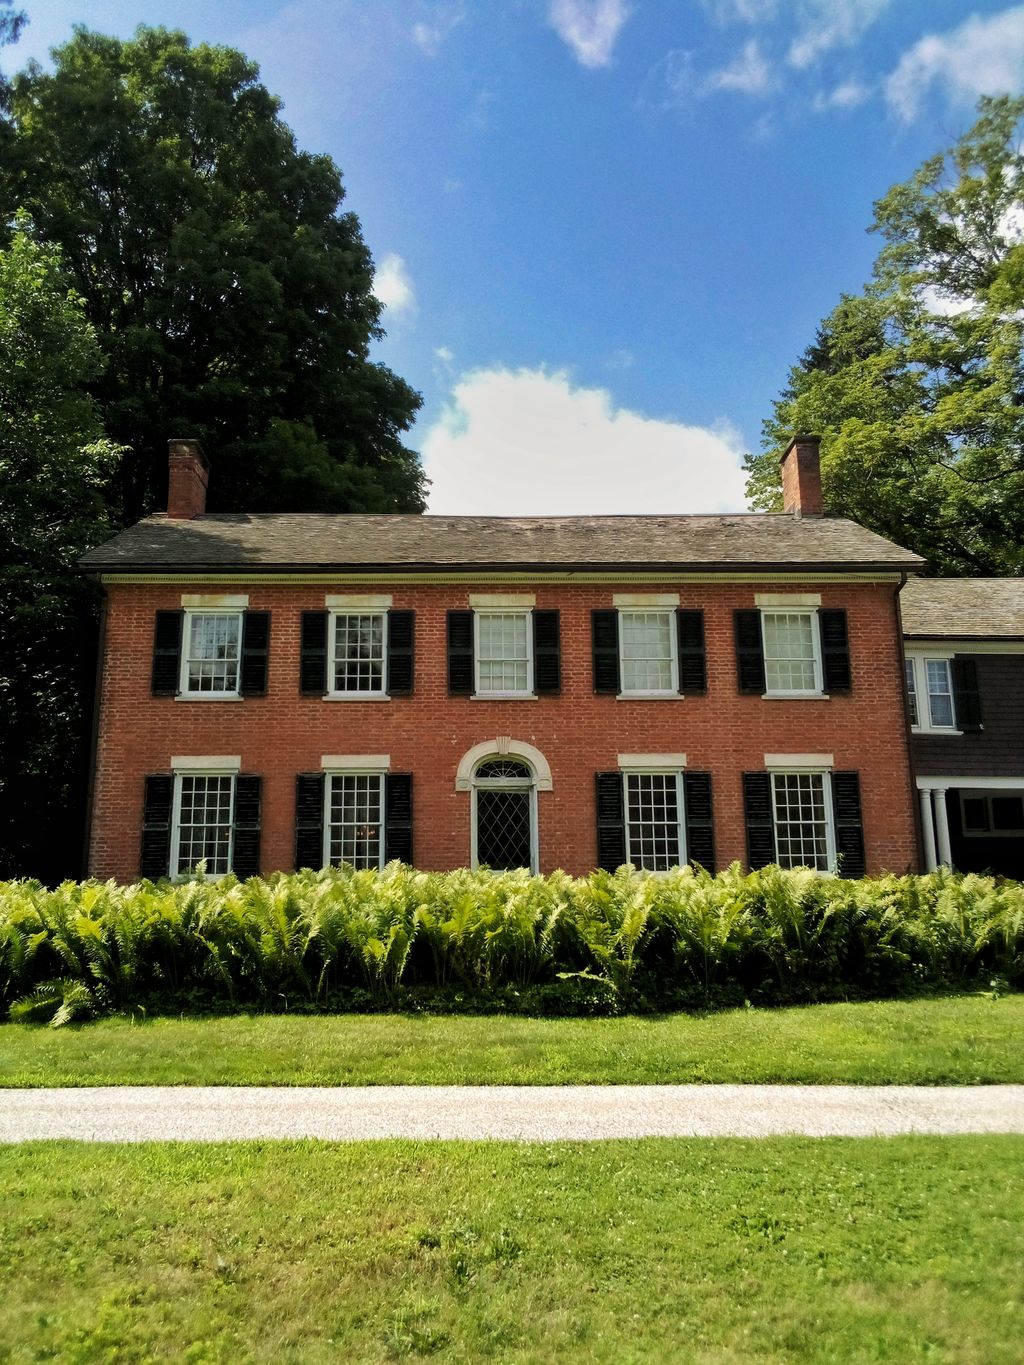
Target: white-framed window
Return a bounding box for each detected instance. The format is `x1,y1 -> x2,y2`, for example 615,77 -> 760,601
619,610 -> 678,695
770,770 -> 835,872
329,612 -> 387,696
960,790 -> 1024,838
624,771 -> 685,871
172,772 -> 236,875
761,610 -> 822,696
325,771 -> 385,868
472,756 -> 538,871
180,611 -> 242,695
904,654 -> 957,732
475,611 -> 533,696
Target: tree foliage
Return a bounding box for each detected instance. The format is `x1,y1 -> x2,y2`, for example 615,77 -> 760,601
0,221 -> 123,880
745,97 -> 1024,575
2,24 -> 425,522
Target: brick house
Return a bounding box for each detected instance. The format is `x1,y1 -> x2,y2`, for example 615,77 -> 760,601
902,577 -> 1024,877
81,436 -> 923,882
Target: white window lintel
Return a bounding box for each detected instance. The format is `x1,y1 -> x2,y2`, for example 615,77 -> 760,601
325,594 -> 393,609
470,593 -> 535,608
171,755 -> 242,772
618,753 -> 687,769
456,739 -> 552,791
321,754 -> 391,771
613,593 -> 680,608
765,753 -> 834,769
180,594 -> 249,608
755,593 -> 821,608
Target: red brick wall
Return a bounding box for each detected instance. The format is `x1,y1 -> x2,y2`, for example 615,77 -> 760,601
88,579 -> 919,879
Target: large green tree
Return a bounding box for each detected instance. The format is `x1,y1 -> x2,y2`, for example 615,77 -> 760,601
2,24 -> 424,521
0,221 -> 122,880
745,96 -> 1024,575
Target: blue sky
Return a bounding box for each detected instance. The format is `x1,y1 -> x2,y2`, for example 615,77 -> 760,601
10,1 -> 1024,513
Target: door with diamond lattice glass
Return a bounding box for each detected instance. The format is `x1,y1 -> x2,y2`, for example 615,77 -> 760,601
476,788 -> 532,869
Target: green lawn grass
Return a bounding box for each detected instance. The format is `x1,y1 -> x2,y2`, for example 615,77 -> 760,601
1,1137 -> 1021,1362
1,994 -> 1021,1087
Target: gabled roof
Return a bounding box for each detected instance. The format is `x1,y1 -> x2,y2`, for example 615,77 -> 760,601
81,511 -> 924,574
901,577 -> 1024,640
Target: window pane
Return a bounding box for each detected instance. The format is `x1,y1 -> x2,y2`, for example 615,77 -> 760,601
904,658 -> 919,726
925,660 -> 954,728
333,614 -> 385,693
176,775 -> 233,875
962,797 -> 989,832
992,796 -> 1024,832
327,774 -> 383,868
763,613 -> 817,693
620,612 -> 674,692
186,614 -> 241,693
477,613 -> 530,693
772,772 -> 830,871
625,773 -> 681,872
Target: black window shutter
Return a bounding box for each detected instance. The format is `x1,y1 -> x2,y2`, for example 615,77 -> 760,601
232,775 -> 262,877
447,611 -> 474,694
735,611 -> 766,695
387,611 -> 415,696
820,609 -> 851,694
152,611 -> 183,696
240,611 -> 270,696
295,773 -> 325,869
140,774 -> 173,878
595,772 -> 626,870
831,771 -> 866,879
743,772 -> 776,869
384,773 -> 414,864
677,609 -> 707,695
533,610 -> 561,694
951,657 -> 983,732
300,611 -> 328,695
592,611 -> 620,694
683,771 -> 715,871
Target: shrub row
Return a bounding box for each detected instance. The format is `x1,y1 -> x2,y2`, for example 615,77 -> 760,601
1,863 -> 1022,1024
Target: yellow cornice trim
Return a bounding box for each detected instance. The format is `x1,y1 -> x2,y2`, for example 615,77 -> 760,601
100,569 -> 903,587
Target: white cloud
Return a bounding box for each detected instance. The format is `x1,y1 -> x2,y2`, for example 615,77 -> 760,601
373,254 -> 416,317
812,79 -> 871,111
788,0 -> 890,69
706,39 -> 775,95
547,0 -> 633,69
435,346 -> 455,364
410,3 -> 465,56
703,0 -> 778,23
886,6 -> 1024,122
422,366 -> 748,515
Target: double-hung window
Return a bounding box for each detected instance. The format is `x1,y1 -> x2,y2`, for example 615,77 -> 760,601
329,612 -> 387,696
761,611 -> 822,696
325,771 -> 385,868
181,612 -> 242,696
770,771 -> 835,872
475,611 -> 533,696
904,654 -> 957,732
624,771 -> 685,871
619,610 -> 678,695
172,773 -> 235,875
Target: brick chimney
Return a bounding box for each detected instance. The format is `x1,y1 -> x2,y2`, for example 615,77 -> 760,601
167,439 -> 209,519
780,435 -> 823,517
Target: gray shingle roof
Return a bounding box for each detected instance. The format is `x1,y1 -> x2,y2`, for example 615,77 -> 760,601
901,577 -> 1024,639
81,512 -> 923,574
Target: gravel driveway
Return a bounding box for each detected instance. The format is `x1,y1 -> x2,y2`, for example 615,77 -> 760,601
3,1084 -> 1024,1141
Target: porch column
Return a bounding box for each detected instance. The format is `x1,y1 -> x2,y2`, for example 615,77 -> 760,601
933,787 -> 953,867
919,787 -> 938,871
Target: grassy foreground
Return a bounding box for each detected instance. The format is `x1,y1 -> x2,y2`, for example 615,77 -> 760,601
1,1138 -> 1021,1362
2,994 -> 1021,1087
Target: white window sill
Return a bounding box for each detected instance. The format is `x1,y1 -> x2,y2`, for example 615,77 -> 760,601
911,726 -> 962,737
761,692 -> 830,701
323,694 -> 392,702
616,692 -> 681,701
470,693 -> 538,701
174,693 -> 244,702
